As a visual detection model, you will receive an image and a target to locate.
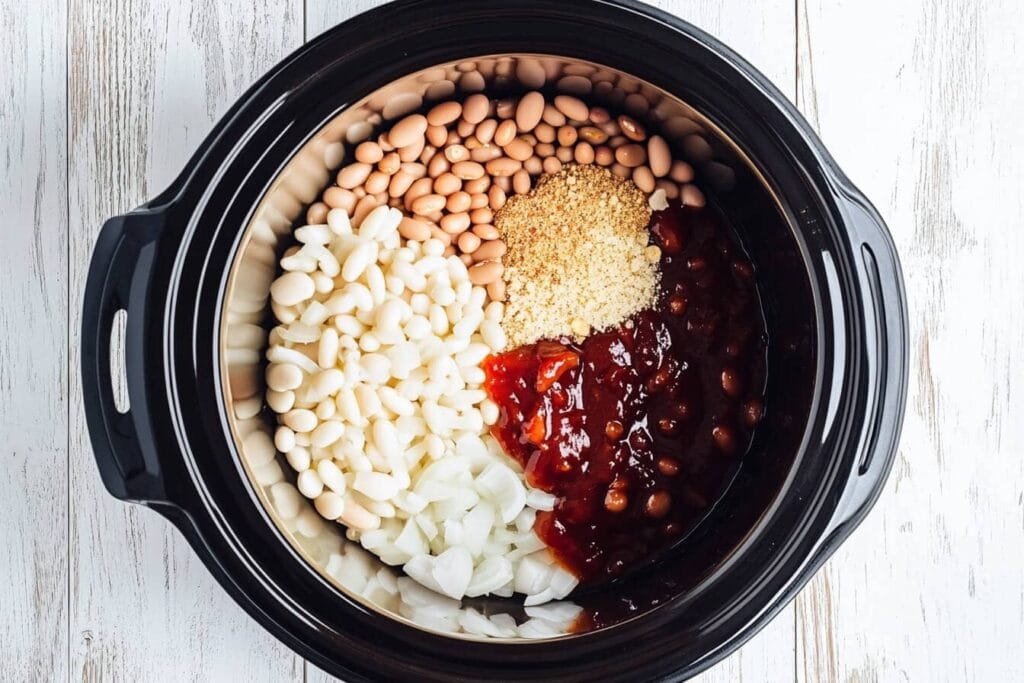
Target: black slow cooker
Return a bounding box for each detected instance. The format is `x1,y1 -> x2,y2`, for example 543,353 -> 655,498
81,1 -> 908,680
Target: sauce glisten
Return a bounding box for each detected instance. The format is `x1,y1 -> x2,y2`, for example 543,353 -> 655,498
483,201 -> 767,583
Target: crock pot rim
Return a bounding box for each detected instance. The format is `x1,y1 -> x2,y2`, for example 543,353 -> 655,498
82,1 -> 908,680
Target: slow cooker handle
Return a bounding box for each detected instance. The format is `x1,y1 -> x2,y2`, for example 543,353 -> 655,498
81,210 -> 167,504
828,185 -> 909,537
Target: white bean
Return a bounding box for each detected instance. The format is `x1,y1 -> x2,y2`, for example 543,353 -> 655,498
453,280 -> 471,305
440,389 -> 486,410
341,497 -> 381,531
455,342 -> 490,368
286,446 -> 311,472
395,414 -> 426,438
404,315 -> 431,340
317,459 -> 347,494
279,251 -> 317,272
423,238 -> 445,256
283,408 -> 317,433
300,301 -> 330,326
345,449 -> 372,473
460,366 -> 485,385
312,272 -> 334,295
308,245 -> 340,277
421,380 -> 444,401
484,301 -> 504,320
394,247 -> 415,263
413,255 -> 448,276
453,310 -> 483,339
359,353 -> 391,384
428,281 -> 457,307
315,399 -> 336,420
255,461 -> 284,487
294,224 -> 331,245
314,491 -> 345,520
342,239 -> 378,282
468,285 -> 487,309
480,399 -> 499,425
453,411 -> 484,434
270,272 -> 315,306
266,363 -> 302,392
311,368 -> 345,399
297,469 -> 324,498
480,319 -> 507,351
365,264 -> 387,305
410,293 -> 430,315
355,383 -> 382,417
358,332 -> 381,352
385,274 -> 405,296
333,314 -> 364,337
392,259 -> 427,292
358,205 -> 392,240
443,335 -> 471,356
274,425 -> 296,453
344,282 -> 374,312
372,419 -> 403,462
353,471 -> 401,502
424,434 -> 445,460
311,420 -> 345,448
318,328 -> 339,369
429,304 -> 449,336
335,388 -> 361,424
396,378 -> 424,402
327,208 -> 352,235
375,299 -> 404,331
422,400 -> 456,435
386,342 -> 420,380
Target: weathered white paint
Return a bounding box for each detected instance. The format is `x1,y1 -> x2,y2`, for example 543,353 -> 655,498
4,0 -> 1021,680
0,1 -> 69,681
66,0 -> 304,680
795,0 -> 1024,681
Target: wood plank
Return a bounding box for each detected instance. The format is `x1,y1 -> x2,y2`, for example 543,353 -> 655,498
304,1 -> 796,681
67,1 -> 304,680
796,0 -> 1024,680
0,1 -> 69,681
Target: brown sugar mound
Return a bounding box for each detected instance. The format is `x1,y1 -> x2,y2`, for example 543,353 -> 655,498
496,164 -> 660,347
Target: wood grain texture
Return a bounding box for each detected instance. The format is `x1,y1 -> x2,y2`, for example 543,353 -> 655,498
0,1 -> 69,681
795,0 -> 1024,680
66,1 -> 304,680
2,0 -> 1015,679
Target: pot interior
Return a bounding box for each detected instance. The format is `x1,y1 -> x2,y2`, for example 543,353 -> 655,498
220,53 -> 816,641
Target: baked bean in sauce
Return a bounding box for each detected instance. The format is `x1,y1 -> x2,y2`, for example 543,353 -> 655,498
482,200 -> 767,583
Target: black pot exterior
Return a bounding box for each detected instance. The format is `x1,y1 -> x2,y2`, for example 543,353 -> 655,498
81,1 -> 908,681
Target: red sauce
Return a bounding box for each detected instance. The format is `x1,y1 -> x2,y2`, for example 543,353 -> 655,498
482,201 -> 767,583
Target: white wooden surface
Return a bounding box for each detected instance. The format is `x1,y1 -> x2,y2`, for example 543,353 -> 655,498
1,0 -> 1020,680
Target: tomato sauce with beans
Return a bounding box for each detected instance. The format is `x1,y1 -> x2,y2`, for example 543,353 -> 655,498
482,201 -> 767,583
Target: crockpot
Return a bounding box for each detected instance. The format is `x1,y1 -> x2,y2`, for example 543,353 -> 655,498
81,0 -> 908,680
